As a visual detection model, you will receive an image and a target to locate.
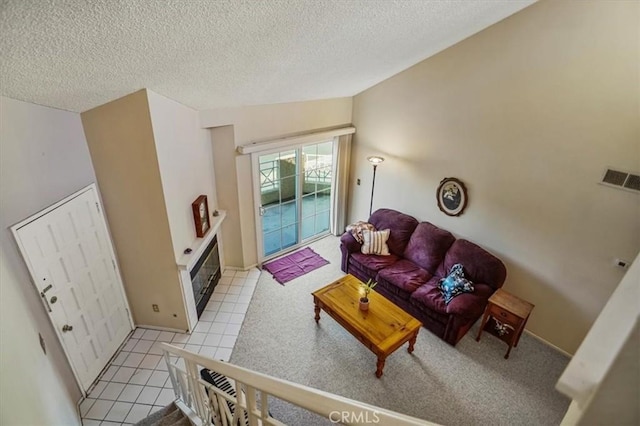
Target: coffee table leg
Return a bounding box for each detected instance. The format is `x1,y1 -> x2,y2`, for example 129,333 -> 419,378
314,302 -> 321,323
375,357 -> 386,378
408,331 -> 418,354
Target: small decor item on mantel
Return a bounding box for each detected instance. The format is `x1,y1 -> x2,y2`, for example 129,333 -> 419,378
359,279 -> 377,311
192,195 -> 210,238
436,177 -> 468,217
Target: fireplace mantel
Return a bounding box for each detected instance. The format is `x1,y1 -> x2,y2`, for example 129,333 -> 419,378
177,210 -> 226,271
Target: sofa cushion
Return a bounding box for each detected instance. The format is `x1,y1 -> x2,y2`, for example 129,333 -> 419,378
350,252 -> 399,276
377,260 -> 432,294
361,229 -> 390,255
409,277 -> 448,315
437,239 -> 507,290
403,222 -> 455,274
438,264 -> 474,304
368,209 -> 419,257
374,283 -> 415,308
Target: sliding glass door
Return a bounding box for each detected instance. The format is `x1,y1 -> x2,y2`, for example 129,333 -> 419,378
301,142 -> 332,240
259,149 -> 299,256
256,140 -> 334,259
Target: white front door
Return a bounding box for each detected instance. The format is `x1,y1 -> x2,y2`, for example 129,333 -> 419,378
12,184 -> 133,392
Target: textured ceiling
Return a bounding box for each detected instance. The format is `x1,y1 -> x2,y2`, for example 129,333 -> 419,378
0,0 -> 535,113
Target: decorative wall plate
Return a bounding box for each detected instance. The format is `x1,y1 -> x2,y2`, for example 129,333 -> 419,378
436,177 -> 468,216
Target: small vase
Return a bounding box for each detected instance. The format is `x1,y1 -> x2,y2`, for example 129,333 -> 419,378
359,298 -> 369,311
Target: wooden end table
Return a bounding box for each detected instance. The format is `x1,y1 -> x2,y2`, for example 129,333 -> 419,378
312,275 -> 422,378
476,288 -> 534,359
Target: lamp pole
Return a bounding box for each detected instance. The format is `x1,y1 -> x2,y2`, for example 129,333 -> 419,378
369,163 -> 378,217
367,156 -> 385,217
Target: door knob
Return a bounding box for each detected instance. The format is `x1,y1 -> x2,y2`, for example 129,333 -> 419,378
62,324 -> 73,332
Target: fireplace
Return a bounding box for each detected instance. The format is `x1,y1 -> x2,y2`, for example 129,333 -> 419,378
189,234 -> 221,318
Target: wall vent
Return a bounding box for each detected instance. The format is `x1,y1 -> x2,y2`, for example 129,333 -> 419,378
600,167 -> 640,193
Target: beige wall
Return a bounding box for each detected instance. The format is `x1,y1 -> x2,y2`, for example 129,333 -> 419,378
0,96 -> 86,425
147,90 -> 218,262
350,0 -> 639,354
200,98 -> 353,267
210,125 -> 243,267
82,90 -> 187,330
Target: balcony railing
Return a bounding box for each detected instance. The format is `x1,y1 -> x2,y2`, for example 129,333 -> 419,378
161,343 -> 436,426
260,159 -> 279,193
260,155 -> 332,194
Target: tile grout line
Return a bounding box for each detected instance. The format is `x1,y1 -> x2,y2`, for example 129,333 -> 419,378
82,268 -> 260,423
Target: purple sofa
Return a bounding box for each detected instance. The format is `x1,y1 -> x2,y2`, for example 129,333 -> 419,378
340,208 -> 507,345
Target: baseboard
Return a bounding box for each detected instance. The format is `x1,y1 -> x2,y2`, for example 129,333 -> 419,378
76,397 -> 85,424
223,266 -> 243,271
136,324 -> 188,333
524,329 -> 573,358
223,264 -> 259,272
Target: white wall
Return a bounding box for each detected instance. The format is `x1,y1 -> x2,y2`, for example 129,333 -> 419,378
0,96 -> 88,425
200,98 -> 353,267
558,254 -> 639,425
350,0 -> 639,354
147,90 -> 218,262
578,321 -> 639,425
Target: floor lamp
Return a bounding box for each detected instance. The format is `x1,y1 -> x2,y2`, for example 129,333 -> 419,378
367,156 -> 385,216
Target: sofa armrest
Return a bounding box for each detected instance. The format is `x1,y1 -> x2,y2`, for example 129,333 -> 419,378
340,232 -> 361,254
339,232 -> 361,273
445,283 -> 494,318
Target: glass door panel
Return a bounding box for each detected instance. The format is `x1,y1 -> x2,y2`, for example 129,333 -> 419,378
315,188 -> 331,234
301,193 -> 316,240
301,141 -> 333,242
259,150 -> 299,257
257,140 -> 334,259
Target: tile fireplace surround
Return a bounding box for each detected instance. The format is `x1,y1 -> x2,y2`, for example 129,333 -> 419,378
177,210 -> 226,332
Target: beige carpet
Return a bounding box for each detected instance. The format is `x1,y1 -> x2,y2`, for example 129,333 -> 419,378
230,235 -> 570,425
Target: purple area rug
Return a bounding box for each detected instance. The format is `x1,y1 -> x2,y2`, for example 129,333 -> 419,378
262,247 -> 330,285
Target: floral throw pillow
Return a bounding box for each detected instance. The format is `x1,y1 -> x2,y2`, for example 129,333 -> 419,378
438,263 -> 474,304
346,221 -> 376,244
361,229 -> 391,256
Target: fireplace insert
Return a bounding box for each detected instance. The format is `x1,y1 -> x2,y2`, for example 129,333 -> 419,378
190,235 -> 221,318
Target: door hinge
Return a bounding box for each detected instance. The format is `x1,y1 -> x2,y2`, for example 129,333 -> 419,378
95,202 -> 100,213
111,259 -> 116,270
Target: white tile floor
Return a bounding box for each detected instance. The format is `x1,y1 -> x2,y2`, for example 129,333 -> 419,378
80,268 -> 261,425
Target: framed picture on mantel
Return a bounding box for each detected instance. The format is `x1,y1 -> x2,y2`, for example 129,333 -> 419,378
192,195 -> 210,238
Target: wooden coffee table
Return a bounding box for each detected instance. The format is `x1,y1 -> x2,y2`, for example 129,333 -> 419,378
312,274 -> 422,378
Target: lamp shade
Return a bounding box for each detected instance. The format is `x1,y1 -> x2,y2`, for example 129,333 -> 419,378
367,156 -> 385,165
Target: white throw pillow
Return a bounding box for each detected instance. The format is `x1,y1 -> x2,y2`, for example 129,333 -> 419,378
361,229 -> 391,256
